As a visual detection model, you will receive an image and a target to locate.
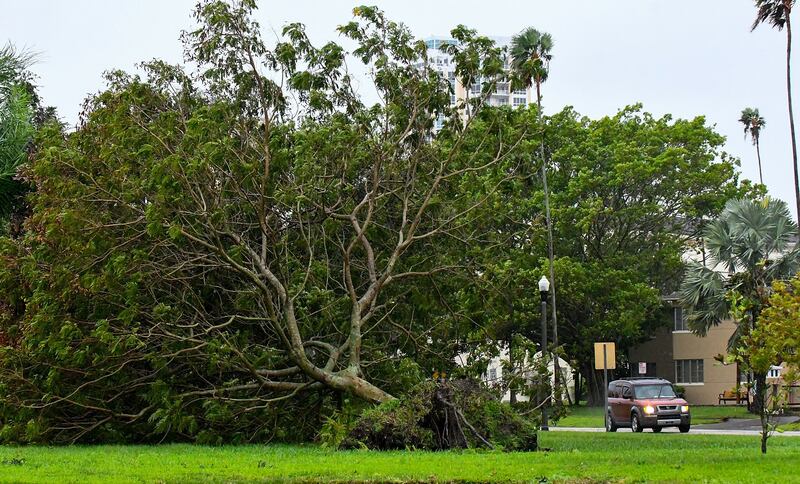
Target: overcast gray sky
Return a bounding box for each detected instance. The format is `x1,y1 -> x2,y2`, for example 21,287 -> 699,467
2,0 -> 796,206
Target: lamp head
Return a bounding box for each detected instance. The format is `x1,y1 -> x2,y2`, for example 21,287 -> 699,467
538,275 -> 550,293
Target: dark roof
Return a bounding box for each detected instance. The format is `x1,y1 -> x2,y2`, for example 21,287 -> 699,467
613,377 -> 671,385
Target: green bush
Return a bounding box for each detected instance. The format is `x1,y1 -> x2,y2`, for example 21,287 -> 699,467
343,383 -> 436,450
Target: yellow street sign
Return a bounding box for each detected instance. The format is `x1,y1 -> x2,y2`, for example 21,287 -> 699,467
594,342 -> 616,370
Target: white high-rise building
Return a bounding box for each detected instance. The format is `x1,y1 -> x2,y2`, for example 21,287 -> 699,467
422,36 -> 534,131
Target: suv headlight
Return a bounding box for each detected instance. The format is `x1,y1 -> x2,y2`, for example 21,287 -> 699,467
644,405 -> 655,415
681,405 -> 690,413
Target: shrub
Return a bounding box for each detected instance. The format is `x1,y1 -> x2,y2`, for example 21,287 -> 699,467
342,379 -> 537,451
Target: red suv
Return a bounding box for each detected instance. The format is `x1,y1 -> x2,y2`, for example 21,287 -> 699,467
606,378 -> 691,433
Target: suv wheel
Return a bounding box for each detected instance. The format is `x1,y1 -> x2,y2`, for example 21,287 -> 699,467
606,412 -> 618,432
679,424 -> 690,433
631,413 -> 644,433
652,427 -> 662,433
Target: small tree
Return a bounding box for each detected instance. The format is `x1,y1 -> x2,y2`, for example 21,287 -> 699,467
732,275 -> 800,453
759,276 -> 800,374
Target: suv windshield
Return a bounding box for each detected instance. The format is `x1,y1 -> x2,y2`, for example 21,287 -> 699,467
634,384 -> 677,399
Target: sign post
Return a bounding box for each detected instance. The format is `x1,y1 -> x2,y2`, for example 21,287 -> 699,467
594,342 -> 616,430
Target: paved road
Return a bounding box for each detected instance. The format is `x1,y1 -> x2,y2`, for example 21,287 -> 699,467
551,426 -> 800,436
551,419 -> 800,437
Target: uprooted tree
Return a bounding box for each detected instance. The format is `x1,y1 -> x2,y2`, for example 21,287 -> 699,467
0,1 -> 540,443
341,379 -> 538,451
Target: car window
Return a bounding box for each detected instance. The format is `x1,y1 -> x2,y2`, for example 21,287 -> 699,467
608,382 -> 617,398
634,384 -> 677,399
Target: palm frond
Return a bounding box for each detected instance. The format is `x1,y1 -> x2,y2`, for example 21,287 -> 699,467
0,43 -> 36,91
0,74 -> 34,219
683,197 -> 798,337
752,0 -> 794,31
703,217 -> 736,272
739,107 -> 765,144
509,27 -> 553,89
726,199 -> 774,267
0,84 -> 34,169
680,262 -> 729,335
766,246 -> 800,281
762,197 -> 797,253
708,198 -> 796,271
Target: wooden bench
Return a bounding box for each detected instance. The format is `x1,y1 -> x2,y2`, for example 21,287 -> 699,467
718,390 -> 747,405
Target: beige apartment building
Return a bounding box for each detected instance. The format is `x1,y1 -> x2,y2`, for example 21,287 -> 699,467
629,230 -> 800,406
631,297 -> 800,406
629,298 -> 741,405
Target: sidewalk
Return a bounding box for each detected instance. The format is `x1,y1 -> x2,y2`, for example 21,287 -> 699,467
694,415 -> 799,431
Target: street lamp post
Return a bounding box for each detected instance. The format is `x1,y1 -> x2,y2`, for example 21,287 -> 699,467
538,275 -> 550,431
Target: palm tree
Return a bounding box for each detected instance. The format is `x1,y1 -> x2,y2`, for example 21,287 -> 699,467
510,29 -> 553,107
680,198 -> 799,449
510,28 -> 560,401
0,44 -> 51,236
752,0 -> 800,222
0,44 -> 35,232
739,108 -> 767,185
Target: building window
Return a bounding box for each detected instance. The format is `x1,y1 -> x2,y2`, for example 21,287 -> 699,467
768,366 -> 782,379
512,88 -> 526,95
488,368 -> 497,381
675,359 -> 703,384
673,307 -> 688,331
434,114 -> 446,131
494,96 -> 508,106
513,97 -> 526,107
470,82 -> 481,95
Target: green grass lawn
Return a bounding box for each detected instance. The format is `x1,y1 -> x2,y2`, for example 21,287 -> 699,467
1,432 -> 798,483
556,404 -> 753,428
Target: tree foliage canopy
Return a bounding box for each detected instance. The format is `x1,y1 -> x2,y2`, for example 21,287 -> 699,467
753,275 -> 800,374
0,1 -> 542,443
457,105 -> 753,403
